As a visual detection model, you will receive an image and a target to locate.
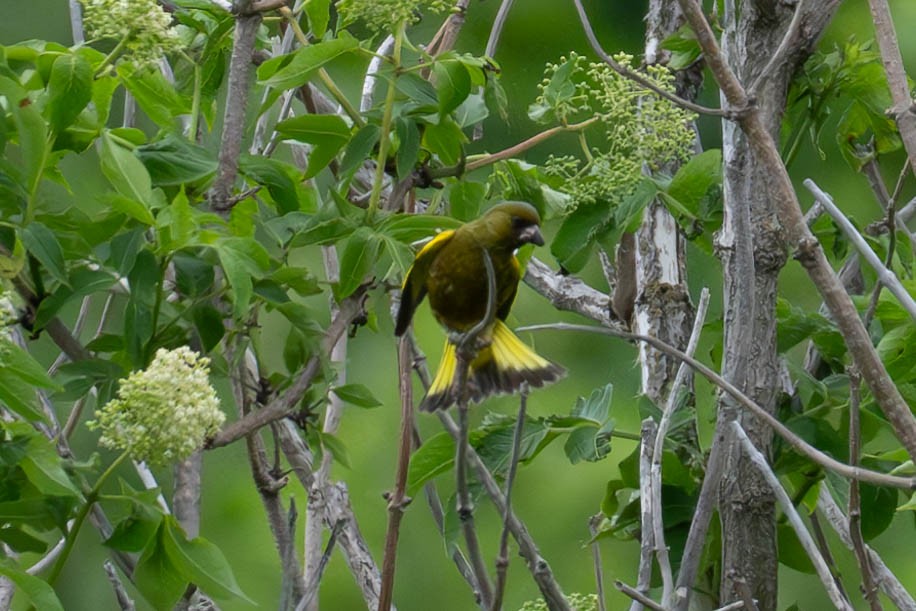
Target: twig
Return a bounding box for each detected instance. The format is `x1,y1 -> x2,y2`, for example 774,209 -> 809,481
435,410 -> 571,610
867,0 -> 916,179
465,118 -> 598,172
650,288 -> 710,606
615,580 -> 666,611
672,0 -> 916,463
452,250 -> 497,609
629,419 -> 657,611
589,516 -> 608,611
570,0 -> 725,118
817,487 -> 916,610
276,421 -> 391,610
748,0 -> 806,94
491,383 -> 529,611
173,452 -> 202,538
208,289 -> 365,447
847,370 -> 883,611
377,337 -> 416,611
296,520 -> 344,611
517,322 -> 916,490
103,561 -> 135,611
133,460 -> 170,513
523,257 -> 618,328
731,422 -> 853,611
361,36 -> 395,112
803,179 -> 916,323
672,421 -> 723,611
484,0 -> 515,58
732,575 -> 760,611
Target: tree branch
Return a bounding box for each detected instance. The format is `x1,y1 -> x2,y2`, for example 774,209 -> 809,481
629,419 -> 658,611
518,322 -> 916,490
673,0 -> 916,463
523,258 -> 619,328
731,422 -> 853,611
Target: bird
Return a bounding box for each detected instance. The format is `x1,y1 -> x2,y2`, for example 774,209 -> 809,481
395,201 -> 564,411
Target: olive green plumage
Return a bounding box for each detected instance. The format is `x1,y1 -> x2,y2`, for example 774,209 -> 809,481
396,201 -> 564,411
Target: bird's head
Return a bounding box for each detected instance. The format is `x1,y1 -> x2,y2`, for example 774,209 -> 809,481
478,201 -> 545,249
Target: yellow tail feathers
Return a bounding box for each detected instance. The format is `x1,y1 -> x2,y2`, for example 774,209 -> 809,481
420,321 -> 564,412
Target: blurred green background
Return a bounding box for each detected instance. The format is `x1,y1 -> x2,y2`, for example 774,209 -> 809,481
4,1 -> 916,609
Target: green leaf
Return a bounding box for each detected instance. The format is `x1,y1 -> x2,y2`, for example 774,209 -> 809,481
423,117 -> 465,166
118,64 -> 189,125
331,383 -> 382,408
135,523 -> 188,611
563,425 -> 611,464
666,149 -> 723,215
0,527 -> 48,554
407,432 -> 454,495
1,76 -> 49,195
395,118 -> 420,180
551,202 -> 612,272
162,516 -> 253,603
16,425 -> 79,496
474,417 -> 552,475
125,249 -> 159,366
100,130 -> 154,207
192,304 -> 225,353
453,93 -> 489,128
101,193 -> 156,225
0,337 -> 59,389
433,59 -> 471,115
304,0 -> 331,37
21,222 -> 68,285
258,35 -> 359,89
571,383 -> 613,422
214,238 -> 270,319
395,73 -> 439,110
661,24 -> 701,71
448,181 -> 485,221
108,228 -> 146,277
46,53 -> 92,132
105,502 -> 163,552
0,564 -> 64,611
173,252 -> 215,298
135,134 -> 218,186
275,114 -> 351,179
0,374 -> 44,421
377,213 -> 461,243
341,124 -> 380,175
239,155 -> 304,214
337,226 -> 381,298
319,432 -> 350,468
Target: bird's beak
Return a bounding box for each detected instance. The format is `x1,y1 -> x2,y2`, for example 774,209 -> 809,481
518,225 -> 545,246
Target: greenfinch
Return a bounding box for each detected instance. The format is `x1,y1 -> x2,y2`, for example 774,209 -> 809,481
395,201 -> 564,411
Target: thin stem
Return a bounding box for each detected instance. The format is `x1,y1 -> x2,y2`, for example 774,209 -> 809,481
490,384 -> 528,611
465,118 -> 599,172
518,322 -> 916,490
848,370 -> 883,611
377,337 -> 416,611
732,422 -> 853,611
589,516 -> 608,611
188,63 -> 202,141
368,21 -> 405,218
804,179 -> 916,322
615,581 -> 666,611
47,450 -> 130,584
571,0 -> 726,117
279,6 -> 364,126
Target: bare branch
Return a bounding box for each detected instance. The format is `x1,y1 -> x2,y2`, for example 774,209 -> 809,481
208,12 -> 262,210
629,419 -> 657,611
804,179 -> 916,323
588,515 -> 608,611
615,580 -> 666,611
103,561 -> 135,611
465,118 -> 598,173
673,0 -> 916,463
377,338 -> 417,611
518,322 -> 916,490
491,384 -> 529,611
867,0 -> 916,178
731,422 -> 853,611
523,258 -> 618,328
570,0 -> 726,117
817,487 -> 916,610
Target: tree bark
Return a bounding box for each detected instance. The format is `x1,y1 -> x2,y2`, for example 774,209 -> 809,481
715,2 -> 839,609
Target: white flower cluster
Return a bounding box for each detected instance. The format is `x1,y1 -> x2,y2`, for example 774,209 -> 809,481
89,347 -> 224,465
79,0 -> 182,66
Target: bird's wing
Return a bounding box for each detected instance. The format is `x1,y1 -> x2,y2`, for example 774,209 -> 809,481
394,230 -> 456,336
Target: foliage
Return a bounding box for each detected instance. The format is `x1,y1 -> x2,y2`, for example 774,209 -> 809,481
0,0 -> 915,609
